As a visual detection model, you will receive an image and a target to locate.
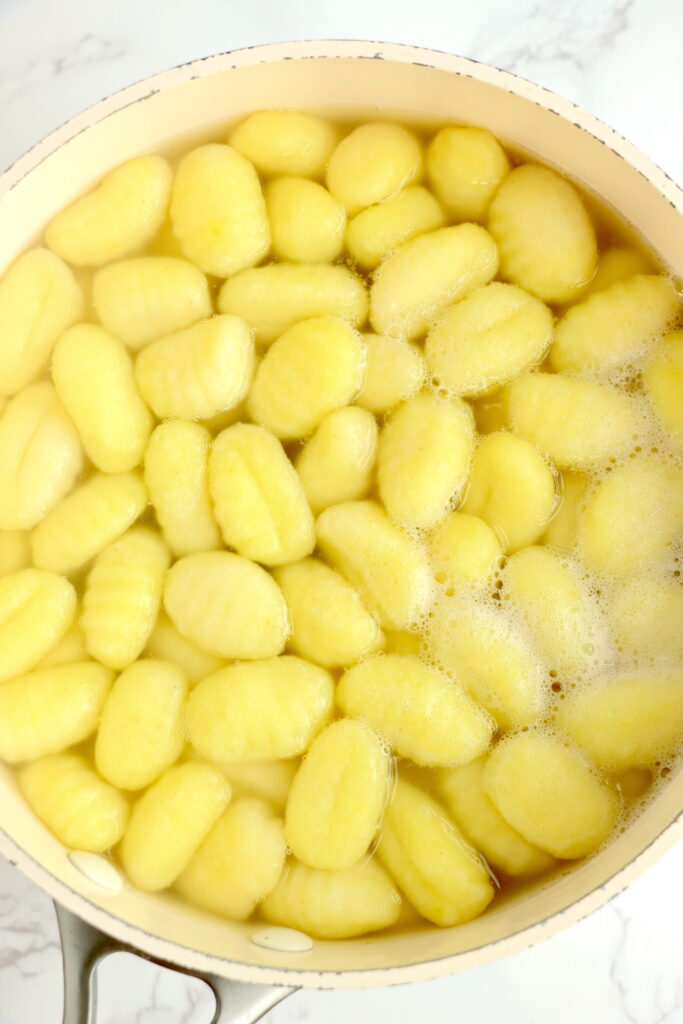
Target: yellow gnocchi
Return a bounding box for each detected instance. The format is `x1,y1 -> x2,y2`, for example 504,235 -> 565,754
177,798 -> 286,919
170,144 -> 269,276
505,372 -> 646,470
45,156 -> 172,266
285,719 -> 391,870
550,275 -> 680,376
345,186 -> 445,270
484,732 -> 619,859
0,248 -> 83,396
229,109 -> 337,178
316,500 -> 434,629
135,314 -> 254,421
378,778 -> 494,927
247,316 -> 366,439
462,431 -> 557,551
266,177 -> 345,263
295,406 -> 378,513
425,282 -> 553,397
326,121 -> 423,214
428,592 -> 545,730
370,224 -> 499,340
606,575 -> 683,661
438,758 -> 555,877
428,512 -> 502,586
427,126 -> 510,221
643,330 -> 683,445
273,558 -> 383,668
19,754 -> 129,852
0,382 -> 83,529
31,472 -> 148,574
95,659 -> 187,789
164,551 -> 289,660
555,673 -> 683,771
144,421 -> 221,557
187,657 -> 334,762
81,527 -> 170,670
355,333 -> 425,413
52,324 -> 152,473
0,568 -> 76,682
338,654 -> 494,767
488,164 -> 598,303
93,257 -> 212,350
262,857 -> 401,940
120,762 -> 231,891
0,662 -> 112,762
218,262 -> 368,345
377,391 -> 474,529
209,423 -> 315,565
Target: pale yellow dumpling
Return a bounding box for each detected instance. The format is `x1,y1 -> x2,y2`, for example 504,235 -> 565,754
326,122 -> 423,214
164,551 -> 290,661
484,732 -> 619,859
135,314 -> 255,421
285,719 -> 391,870
643,330 -> 683,446
0,248 -> 83,397
52,324 -> 152,474
0,662 -> 112,763
425,282 -> 553,397
437,757 -> 555,877
218,262 -> 368,345
606,575 -> 683,661
428,512 -> 502,586
0,568 -> 76,683
427,126 -> 510,221
93,257 -> 212,351
19,754 -> 129,852
170,144 -> 270,277
555,673 -> 683,771
45,155 -> 172,266
247,316 -> 366,440
316,500 -> 434,629
550,275 -> 680,376
345,186 -> 445,270
462,432 -> 557,552
229,110 -> 337,178
209,423 -> 315,566
262,858 -> 401,940
120,762 -> 231,892
273,558 -> 383,668
0,382 -> 83,529
177,799 -> 286,920
144,421 -> 221,557
428,592 -> 545,730
488,164 -> 598,304
295,406 -> 378,513
370,224 -> 499,340
377,391 -> 474,530
505,372 -> 646,470
187,657 -> 334,763
95,659 -> 187,790
378,778 -> 494,927
338,653 -> 494,767
266,177 -> 345,263
355,334 -> 426,414
578,456 -> 683,575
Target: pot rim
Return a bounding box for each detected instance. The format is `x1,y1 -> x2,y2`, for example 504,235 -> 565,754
0,39 -> 681,990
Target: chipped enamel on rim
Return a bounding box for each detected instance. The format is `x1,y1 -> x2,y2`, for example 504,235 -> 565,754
0,40 -> 682,991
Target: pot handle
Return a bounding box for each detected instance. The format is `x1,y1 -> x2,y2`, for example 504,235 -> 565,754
55,902 -> 297,1024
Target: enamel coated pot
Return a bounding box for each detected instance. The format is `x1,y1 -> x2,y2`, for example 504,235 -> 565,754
0,39 -> 681,1024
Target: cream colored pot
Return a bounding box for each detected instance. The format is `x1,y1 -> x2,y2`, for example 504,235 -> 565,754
0,39 -> 681,1024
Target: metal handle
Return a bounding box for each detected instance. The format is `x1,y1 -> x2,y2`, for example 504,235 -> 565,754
55,902 -> 297,1024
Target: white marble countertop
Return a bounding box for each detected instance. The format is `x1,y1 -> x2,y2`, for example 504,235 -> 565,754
0,1 -> 681,1022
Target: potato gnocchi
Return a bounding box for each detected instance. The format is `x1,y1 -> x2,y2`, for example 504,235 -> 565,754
0,109 -> 681,945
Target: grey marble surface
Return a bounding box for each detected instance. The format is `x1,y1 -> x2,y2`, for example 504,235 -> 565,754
1,1 -> 682,1021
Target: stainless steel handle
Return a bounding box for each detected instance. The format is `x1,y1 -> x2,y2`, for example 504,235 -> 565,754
55,902 -> 297,1024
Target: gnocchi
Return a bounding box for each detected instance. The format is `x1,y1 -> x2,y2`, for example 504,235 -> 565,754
427,126 -> 510,222
295,406 -> 378,513
266,177 -> 345,263
345,186 -> 445,270
326,122 -> 423,214
0,568 -> 76,682
355,333 -> 426,413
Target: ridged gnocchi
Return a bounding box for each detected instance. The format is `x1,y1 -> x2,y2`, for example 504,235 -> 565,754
0,568 -> 76,682
355,334 -> 425,413
427,126 -> 510,221
345,186 -> 444,270
643,330 -> 683,445
229,110 -> 337,178
266,177 -> 345,263
326,122 -> 423,214
295,406 -> 378,513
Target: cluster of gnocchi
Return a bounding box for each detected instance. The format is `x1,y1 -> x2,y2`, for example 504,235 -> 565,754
1,109 -> 683,942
